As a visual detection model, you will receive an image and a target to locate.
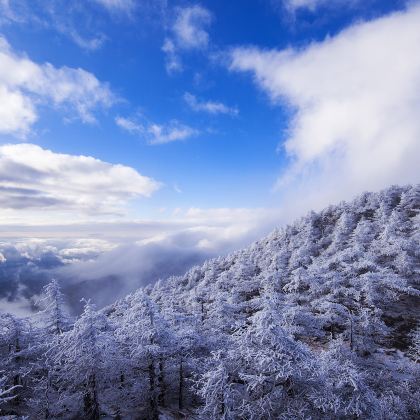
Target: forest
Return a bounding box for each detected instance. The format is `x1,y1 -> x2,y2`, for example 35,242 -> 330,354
1,185 -> 419,419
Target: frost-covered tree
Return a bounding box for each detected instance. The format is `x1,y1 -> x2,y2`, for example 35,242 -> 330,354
0,313 -> 37,415
0,374 -> 21,410
28,279 -> 73,419
115,291 -> 177,418
234,285 -> 315,418
37,279 -> 72,335
48,300 -> 120,419
310,340 -> 380,418
197,351 -> 241,419
408,327 -> 420,363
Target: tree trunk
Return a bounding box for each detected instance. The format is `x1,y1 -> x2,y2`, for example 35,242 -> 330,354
158,357 -> 166,408
148,358 -> 158,420
349,311 -> 354,351
12,337 -> 21,408
84,374 -> 100,420
44,371 -> 50,419
178,357 -> 184,411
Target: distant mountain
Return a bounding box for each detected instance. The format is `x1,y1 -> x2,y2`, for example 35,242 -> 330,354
1,185 -> 419,419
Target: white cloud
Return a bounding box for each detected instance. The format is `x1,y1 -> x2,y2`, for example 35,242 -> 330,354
162,4 -> 212,74
62,29 -> 106,51
0,1 -> 107,51
0,36 -> 115,137
184,92 -> 239,116
93,0 -> 135,14
284,0 -> 328,11
115,116 -> 143,134
230,4 -> 420,210
281,0 -> 357,12
148,121 -> 198,145
161,38 -> 183,74
1,0 -> 159,50
0,85 -> 36,136
116,116 -> 199,145
0,143 -> 161,214
173,5 -> 212,50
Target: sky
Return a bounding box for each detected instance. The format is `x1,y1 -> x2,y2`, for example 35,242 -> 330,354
0,0 -> 419,313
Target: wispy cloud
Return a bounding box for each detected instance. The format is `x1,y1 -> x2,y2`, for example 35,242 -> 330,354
277,0 -> 359,13
148,121 -> 198,144
162,4 -> 212,74
0,36 -> 115,137
172,5 -> 212,49
0,0 -> 164,51
0,0 -> 107,51
116,116 -> 199,145
161,38 -> 183,74
92,0 -> 136,14
283,0 -> 330,11
184,92 -> 239,116
115,116 -> 143,134
230,3 -> 420,210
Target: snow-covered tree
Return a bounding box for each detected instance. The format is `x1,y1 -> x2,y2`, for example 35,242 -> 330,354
115,291 -> 177,418
197,351 -> 241,419
0,374 -> 21,411
0,313 -> 37,415
310,340 -> 380,418
37,279 -> 72,335
48,300 -> 121,419
234,285 -> 315,418
408,327 -> 420,363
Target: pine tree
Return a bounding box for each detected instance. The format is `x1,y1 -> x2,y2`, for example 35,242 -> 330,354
0,313 -> 37,415
48,300 -> 120,419
37,279 -> 72,335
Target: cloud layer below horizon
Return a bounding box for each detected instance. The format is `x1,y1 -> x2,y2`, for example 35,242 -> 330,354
0,206 -> 281,316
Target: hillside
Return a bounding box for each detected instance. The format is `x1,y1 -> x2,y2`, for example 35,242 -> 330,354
145,184 -> 419,353
1,185 -> 419,419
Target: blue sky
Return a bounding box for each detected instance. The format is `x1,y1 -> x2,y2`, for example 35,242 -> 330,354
0,0 -> 418,242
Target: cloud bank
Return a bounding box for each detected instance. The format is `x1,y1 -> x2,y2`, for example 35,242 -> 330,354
0,143 -> 161,216
0,207 -> 282,315
230,4 -> 420,210
0,238 -> 116,316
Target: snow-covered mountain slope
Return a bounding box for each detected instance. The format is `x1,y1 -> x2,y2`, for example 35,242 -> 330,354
105,184 -> 420,418
118,184 -> 419,351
